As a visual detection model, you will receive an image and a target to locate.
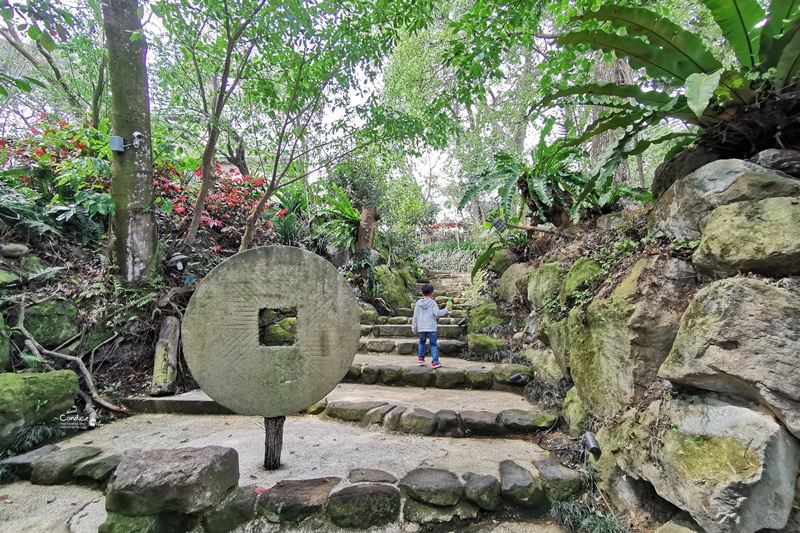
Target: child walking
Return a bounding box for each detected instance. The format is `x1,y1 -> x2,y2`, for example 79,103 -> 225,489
411,283 -> 452,368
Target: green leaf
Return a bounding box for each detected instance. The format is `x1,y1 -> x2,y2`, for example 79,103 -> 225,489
758,0 -> 800,63
557,30 -> 703,85
471,243 -> 500,282
773,19 -> 800,85
533,83 -> 677,112
40,31 -> 57,52
14,78 -> 31,92
27,25 -> 42,41
686,69 -> 723,119
576,6 -> 722,73
2,7 -> 12,21
700,0 -> 766,68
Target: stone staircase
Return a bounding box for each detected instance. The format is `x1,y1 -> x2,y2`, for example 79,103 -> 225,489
358,271 -> 471,357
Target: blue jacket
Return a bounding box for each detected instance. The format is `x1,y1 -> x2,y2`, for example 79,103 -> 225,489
412,298 -> 448,332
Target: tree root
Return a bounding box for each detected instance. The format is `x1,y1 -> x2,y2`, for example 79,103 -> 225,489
15,298 -> 129,417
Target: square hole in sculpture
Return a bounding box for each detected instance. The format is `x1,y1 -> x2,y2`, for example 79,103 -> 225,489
258,307 -> 297,346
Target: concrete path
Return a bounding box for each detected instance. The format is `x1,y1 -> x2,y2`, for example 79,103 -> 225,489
0,413 -> 562,533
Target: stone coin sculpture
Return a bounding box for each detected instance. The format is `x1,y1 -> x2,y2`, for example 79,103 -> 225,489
182,246 -> 360,418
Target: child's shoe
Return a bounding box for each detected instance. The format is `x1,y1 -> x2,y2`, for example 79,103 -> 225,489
432,361 -> 442,369
418,357 -> 425,366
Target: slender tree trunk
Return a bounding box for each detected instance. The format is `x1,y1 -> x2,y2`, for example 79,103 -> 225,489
102,0 -> 156,286
356,206 -> 375,280
263,416 -> 286,470
240,185 -> 276,251
590,56 -> 634,187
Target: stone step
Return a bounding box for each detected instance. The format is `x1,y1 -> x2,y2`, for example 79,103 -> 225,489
317,383 -> 558,438
362,317 -> 466,330
346,357 -> 533,393
360,338 -> 466,356
434,296 -> 467,305
373,324 -> 463,339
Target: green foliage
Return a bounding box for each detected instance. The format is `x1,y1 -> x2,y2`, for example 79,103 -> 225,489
8,423 -> 66,455
540,0 -> 800,200
416,248 -> 476,272
317,184 -> 363,253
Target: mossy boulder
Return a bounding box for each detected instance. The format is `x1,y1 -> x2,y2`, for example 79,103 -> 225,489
561,387 -> 587,437
359,302 -> 379,324
23,300 -> 81,349
648,159 -> 800,241
692,197 -> 800,277
521,348 -> 562,382
561,258 -> 603,302
260,324 -> 295,345
526,262 -> 565,309
396,268 -> 415,287
546,318 -> 571,378
19,255 -> 44,277
375,266 -> 412,309
0,370 -> 79,449
278,317 -> 297,334
495,262 -> 537,303
659,278 -> 800,439
467,334 -> 507,355
467,302 -> 503,333
567,256 -> 699,417
597,397 -> 800,533
487,248 -> 512,275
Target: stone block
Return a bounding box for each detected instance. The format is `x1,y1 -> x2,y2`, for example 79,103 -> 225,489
257,477 -> 340,523
463,472 -> 502,511
499,460 -> 547,512
106,446 -> 239,516
367,339 -> 396,353
532,458 -> 583,502
499,410 -> 557,433
348,468 -> 398,483
435,410 -> 463,437
464,366 -> 494,389
402,366 -> 434,387
399,408 -> 436,435
461,410 -> 506,436
31,446 -> 101,485
380,365 -> 404,385
434,367 -> 465,389
395,340 -> 417,354
360,365 -> 380,384
493,364 -> 532,383
361,404 -> 396,426
0,443 -> 56,480
383,406 -> 406,431
327,484 -> 401,528
325,400 -> 387,422
202,486 -> 257,533
399,468 -> 464,506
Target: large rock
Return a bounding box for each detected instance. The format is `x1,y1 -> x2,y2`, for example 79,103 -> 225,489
0,443 -> 57,480
467,333 -> 507,355
526,262 -> 565,309
648,159 -> 800,241
434,367 -> 465,389
31,445 -> 101,485
257,477 -> 340,523
749,148 -> 800,179
399,468 -> 463,506
464,365 -> 494,389
0,370 -> 78,449
495,262 -> 536,303
660,278 -> 800,438
461,410 -> 506,436
498,460 -> 547,511
522,348 -> 563,382
0,243 -> 29,258
500,410 -> 557,433
561,387 -> 588,437
692,197 -> 800,277
376,266 -> 412,309
567,256 -> 699,417
651,145 -> 723,199
399,408 -> 437,435
599,397 -> 800,533
325,400 -> 387,422
561,258 -> 603,302
106,446 -> 239,515
463,472 -> 502,510
467,301 -> 503,333
23,300 -> 80,349
532,457 -> 583,502
0,268 -> 19,287
202,486 -> 257,533
327,484 -> 401,528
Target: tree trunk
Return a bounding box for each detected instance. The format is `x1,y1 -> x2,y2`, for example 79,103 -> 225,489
240,185 -> 276,251
263,416 -> 286,470
590,56 -> 634,187
356,206 -> 375,280
102,0 -> 156,286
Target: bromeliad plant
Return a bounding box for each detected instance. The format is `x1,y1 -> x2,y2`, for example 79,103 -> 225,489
539,0 -> 800,202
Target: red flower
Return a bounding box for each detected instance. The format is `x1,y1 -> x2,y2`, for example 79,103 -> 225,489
76,142 -> 85,150
242,174 -> 250,181
58,120 -> 69,127
33,148 -> 46,156
194,166 -> 202,177
29,127 -> 41,135
174,205 -> 186,215
277,208 -> 289,218
210,245 -> 221,254
253,178 -> 264,186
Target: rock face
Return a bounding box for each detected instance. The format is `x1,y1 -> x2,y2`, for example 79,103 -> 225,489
376,266 -> 412,309
0,370 -> 78,449
561,258 -> 602,302
499,460 -> 546,511
648,159 -> 800,241
526,262 -> 564,308
599,397 -> 800,533
561,387 -> 587,437
31,446 -> 101,485
467,302 -> 503,333
567,256 -> 699,417
660,278 -> 800,438
692,196 -> 800,277
106,446 -> 239,515
467,333 -> 507,354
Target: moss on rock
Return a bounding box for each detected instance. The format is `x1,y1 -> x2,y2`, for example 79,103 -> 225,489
561,258 -> 603,302
561,387 -> 587,437
467,302 -> 503,333
495,262 -> 537,303
487,248 -> 512,275
526,262 -> 565,309
468,334 -> 507,355
23,300 -> 80,349
376,266 -> 412,309
0,370 -> 79,449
